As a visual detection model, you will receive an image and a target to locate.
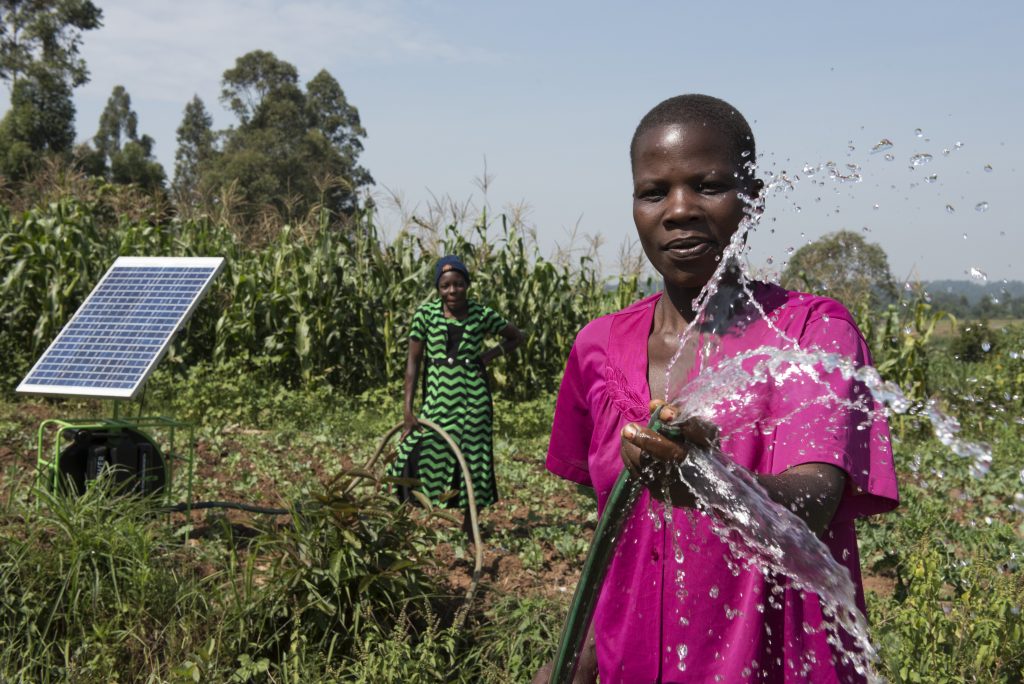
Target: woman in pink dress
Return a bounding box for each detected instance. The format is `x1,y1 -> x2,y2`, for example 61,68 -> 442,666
539,95 -> 899,683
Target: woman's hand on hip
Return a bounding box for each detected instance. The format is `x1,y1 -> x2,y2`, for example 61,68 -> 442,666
401,413 -> 419,441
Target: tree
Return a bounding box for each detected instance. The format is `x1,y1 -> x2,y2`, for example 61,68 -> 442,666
85,85 -> 165,191
305,69 -> 372,207
0,64 -> 74,178
220,49 -> 299,125
199,50 -> 372,221
172,95 -> 215,200
781,230 -> 897,310
0,0 -> 102,87
0,1 -> 102,179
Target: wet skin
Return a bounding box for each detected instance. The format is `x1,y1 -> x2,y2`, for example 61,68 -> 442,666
631,123 -> 754,309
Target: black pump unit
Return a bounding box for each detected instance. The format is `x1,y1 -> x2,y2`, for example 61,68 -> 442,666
55,427 -> 166,497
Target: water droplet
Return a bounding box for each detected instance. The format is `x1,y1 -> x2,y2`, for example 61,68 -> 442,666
963,232 -> 968,240
984,164 -> 993,172
915,128 -> 924,138
942,148 -> 951,156
802,164 -> 816,176
975,201 -> 989,212
1019,469 -> 1024,486
709,585 -> 720,598
873,203 -> 880,210
909,153 -> 933,167
925,174 -> 938,183
946,204 -> 956,214
969,267 -> 988,283
786,246 -> 794,255
884,153 -> 895,161
981,341 -> 992,353
741,150 -> 751,158
871,138 -> 894,153
955,141 -> 964,149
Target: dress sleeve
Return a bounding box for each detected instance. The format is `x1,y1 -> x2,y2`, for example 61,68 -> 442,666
409,305 -> 428,341
770,311 -> 899,523
481,305 -> 508,335
546,342 -> 594,487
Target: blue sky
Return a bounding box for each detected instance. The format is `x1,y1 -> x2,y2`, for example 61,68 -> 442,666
8,0 -> 1022,281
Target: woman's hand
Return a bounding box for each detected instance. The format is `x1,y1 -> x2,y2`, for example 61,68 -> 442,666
400,413 -> 419,441
620,400 -> 719,504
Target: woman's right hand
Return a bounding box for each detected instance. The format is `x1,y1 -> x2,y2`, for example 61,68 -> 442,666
620,401 -> 719,504
400,413 -> 419,441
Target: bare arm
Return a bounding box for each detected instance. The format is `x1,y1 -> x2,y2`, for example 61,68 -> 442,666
621,404 -> 846,535
481,322 -> 524,365
401,338 -> 424,440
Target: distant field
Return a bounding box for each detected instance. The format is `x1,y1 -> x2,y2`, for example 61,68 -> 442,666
932,317 -> 1023,337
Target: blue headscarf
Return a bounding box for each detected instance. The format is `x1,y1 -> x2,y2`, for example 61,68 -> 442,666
434,255 -> 470,287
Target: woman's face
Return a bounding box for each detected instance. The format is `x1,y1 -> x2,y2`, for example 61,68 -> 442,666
632,123 -> 754,291
438,271 -> 469,309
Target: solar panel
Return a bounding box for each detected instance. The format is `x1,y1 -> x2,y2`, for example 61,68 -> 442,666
16,256 -> 225,400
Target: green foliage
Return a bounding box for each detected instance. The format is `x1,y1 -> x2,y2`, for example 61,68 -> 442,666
173,95 -> 215,201
782,229 -> 897,310
857,296 -> 953,434
0,475 -> 201,681
198,50 -> 371,222
84,84 -> 166,190
0,0 -> 102,180
0,65 -> 76,179
0,467 -> 448,681
870,543 -> 1024,682
0,194 -> 616,398
950,321 -> 996,363
0,0 -> 103,88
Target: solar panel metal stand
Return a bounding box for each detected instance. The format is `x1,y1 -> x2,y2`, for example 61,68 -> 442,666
35,409 -> 195,516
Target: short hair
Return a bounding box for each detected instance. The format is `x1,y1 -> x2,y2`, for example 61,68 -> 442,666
630,94 -> 755,172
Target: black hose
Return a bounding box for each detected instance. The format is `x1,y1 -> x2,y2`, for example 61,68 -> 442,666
164,500 -> 292,515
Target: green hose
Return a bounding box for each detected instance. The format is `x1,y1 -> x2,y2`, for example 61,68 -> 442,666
549,467 -> 640,683
549,408 -> 674,683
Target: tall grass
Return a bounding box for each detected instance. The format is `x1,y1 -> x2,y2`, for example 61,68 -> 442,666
0,470 -> 449,683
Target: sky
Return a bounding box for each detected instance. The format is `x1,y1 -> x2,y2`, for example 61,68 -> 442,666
6,0 -> 1023,282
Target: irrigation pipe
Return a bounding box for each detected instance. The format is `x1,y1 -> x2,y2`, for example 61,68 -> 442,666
348,418 -> 483,605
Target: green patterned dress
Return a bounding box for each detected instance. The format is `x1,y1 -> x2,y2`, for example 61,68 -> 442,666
391,298 -> 507,508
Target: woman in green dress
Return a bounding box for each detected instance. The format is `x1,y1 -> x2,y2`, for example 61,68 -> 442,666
392,255 -> 523,511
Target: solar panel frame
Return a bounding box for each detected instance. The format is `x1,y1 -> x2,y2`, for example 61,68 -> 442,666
16,256 -> 225,400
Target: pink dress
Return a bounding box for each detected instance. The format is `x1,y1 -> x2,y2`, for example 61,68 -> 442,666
547,285 -> 899,683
